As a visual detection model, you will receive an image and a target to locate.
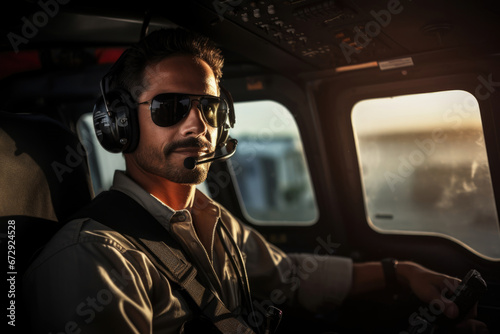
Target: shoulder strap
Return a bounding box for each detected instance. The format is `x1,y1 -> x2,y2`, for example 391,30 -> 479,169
74,190 -> 255,334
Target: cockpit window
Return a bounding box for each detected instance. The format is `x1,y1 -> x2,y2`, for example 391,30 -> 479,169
228,100 -> 319,226
352,90 -> 500,259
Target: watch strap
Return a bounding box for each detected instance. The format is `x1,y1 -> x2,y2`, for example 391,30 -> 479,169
381,257 -> 399,289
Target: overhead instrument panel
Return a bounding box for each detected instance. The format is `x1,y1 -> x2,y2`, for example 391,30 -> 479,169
197,0 -> 409,68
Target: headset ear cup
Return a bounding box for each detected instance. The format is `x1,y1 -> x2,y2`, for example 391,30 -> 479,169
118,89 -> 139,153
93,89 -> 139,153
217,86 -> 235,148
217,123 -> 230,147
93,95 -> 117,152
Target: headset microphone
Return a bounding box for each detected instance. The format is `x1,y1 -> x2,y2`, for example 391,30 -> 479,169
184,138 -> 237,170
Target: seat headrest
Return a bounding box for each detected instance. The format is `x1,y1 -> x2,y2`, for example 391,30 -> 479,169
0,111 -> 93,222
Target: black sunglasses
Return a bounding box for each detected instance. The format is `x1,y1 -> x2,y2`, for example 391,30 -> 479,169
138,93 -> 228,128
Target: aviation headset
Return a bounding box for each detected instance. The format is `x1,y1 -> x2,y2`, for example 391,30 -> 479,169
92,48 -> 236,154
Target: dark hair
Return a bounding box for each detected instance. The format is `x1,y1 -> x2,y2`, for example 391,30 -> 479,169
110,28 -> 224,101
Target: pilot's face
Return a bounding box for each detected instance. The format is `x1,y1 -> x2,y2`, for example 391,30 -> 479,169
129,55 -> 219,184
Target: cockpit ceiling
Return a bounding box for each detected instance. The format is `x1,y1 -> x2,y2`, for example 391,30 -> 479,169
1,0 -> 499,72
191,0 -> 500,69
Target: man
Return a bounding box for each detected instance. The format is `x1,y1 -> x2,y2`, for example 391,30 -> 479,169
24,28 -> 488,333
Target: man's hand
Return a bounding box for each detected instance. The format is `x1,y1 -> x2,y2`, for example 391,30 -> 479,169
397,261 -> 460,318
397,261 -> 489,333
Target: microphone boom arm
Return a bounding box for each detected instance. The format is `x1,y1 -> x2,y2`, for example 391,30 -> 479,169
184,138 -> 238,170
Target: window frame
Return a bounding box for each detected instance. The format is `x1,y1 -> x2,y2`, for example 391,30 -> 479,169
350,89 -> 500,260
314,66 -> 500,263
206,74 -> 347,253
227,99 -> 319,226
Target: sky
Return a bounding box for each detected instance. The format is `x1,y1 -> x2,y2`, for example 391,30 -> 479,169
232,100 -> 299,137
352,90 -> 482,135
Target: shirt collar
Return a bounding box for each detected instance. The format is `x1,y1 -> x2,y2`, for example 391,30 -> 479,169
110,170 -> 221,230
111,170 -> 176,231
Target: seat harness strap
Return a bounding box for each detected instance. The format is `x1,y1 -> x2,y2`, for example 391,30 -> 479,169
74,190 -> 255,334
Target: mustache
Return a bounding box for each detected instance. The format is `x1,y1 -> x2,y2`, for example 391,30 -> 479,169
163,137 -> 214,156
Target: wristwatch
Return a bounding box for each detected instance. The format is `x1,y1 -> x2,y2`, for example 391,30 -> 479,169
381,257 -> 399,291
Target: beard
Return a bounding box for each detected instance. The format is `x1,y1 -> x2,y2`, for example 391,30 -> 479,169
134,137 -> 213,185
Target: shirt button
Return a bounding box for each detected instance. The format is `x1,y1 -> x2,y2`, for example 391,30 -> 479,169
177,214 -> 186,222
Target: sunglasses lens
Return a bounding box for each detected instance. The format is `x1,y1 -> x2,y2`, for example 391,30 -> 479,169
150,94 -> 190,127
149,94 -> 227,128
199,97 -> 227,128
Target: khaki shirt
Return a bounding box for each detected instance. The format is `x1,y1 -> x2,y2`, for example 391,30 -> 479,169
24,171 -> 352,333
